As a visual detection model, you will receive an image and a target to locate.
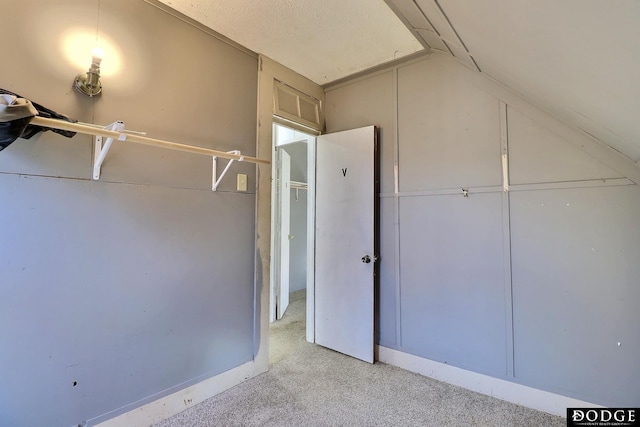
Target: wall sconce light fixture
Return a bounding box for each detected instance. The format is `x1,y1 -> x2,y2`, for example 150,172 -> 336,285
74,47 -> 104,97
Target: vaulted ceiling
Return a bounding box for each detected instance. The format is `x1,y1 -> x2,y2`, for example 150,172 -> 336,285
157,0 -> 640,165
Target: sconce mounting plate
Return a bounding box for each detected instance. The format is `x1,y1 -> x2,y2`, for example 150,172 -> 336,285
74,72 -> 102,97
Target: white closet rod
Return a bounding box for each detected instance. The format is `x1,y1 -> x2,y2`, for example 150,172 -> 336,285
290,180 -> 308,190
30,116 -> 270,165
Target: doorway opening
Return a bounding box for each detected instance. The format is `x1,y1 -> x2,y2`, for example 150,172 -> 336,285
268,122 -> 378,365
269,122 -> 316,365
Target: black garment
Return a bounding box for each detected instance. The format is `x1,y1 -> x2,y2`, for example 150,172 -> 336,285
0,88 -> 77,151
0,117 -> 34,151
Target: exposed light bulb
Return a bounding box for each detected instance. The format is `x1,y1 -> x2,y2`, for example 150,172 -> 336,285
91,46 -> 105,63
74,46 -> 104,97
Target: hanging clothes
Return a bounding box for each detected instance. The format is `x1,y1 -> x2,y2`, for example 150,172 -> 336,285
0,88 -> 77,151
0,94 -> 36,151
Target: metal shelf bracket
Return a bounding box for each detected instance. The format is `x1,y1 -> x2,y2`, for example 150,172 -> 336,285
212,150 -> 243,191
93,121 -> 125,180
290,180 -> 308,200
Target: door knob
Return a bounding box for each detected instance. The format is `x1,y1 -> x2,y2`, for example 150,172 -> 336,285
361,255 -> 371,264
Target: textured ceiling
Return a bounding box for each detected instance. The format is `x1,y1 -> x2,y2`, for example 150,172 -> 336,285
156,0 -> 424,84
387,0 -> 640,164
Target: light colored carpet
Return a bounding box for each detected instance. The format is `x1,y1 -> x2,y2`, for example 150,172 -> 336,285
155,290 -> 565,426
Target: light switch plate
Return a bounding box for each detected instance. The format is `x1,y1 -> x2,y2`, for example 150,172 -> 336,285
237,174 -> 248,192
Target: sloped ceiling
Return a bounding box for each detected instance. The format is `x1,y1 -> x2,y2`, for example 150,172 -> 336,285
154,0 -> 424,84
386,0 -> 640,164
154,0 -> 640,165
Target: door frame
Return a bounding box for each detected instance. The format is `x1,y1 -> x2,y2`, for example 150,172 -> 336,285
270,127 -> 315,325
255,55 -> 324,372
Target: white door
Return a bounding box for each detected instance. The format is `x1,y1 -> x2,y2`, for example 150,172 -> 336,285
277,149 -> 291,319
315,126 -> 377,363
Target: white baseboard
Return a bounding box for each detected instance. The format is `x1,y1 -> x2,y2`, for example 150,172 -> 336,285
377,346 -> 602,417
94,360 -> 266,427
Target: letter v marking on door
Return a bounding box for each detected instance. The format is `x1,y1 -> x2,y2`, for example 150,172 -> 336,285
342,168 -> 347,177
